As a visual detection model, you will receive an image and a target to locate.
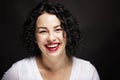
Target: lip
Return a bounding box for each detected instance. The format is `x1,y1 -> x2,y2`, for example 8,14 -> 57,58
45,43 -> 60,52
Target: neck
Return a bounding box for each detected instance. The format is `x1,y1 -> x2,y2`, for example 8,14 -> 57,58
36,54 -> 72,72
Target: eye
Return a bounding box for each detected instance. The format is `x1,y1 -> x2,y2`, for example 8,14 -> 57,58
55,28 -> 63,32
39,30 -> 47,34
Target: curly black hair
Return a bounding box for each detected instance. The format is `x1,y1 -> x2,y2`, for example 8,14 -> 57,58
22,0 -> 81,57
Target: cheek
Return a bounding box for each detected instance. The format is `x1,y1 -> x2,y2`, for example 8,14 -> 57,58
57,32 -> 66,42
35,35 -> 46,44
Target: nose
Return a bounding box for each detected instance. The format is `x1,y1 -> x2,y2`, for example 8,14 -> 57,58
47,32 -> 56,42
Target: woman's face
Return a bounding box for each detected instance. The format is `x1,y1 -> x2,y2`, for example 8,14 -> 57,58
35,13 -> 66,58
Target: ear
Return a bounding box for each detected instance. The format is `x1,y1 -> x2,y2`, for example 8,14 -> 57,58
35,40 -> 37,43
63,31 -> 66,38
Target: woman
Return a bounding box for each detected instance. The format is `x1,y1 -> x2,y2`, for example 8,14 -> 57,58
2,0 -> 100,80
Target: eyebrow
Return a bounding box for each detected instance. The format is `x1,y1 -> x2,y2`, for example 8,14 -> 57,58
54,25 -> 61,28
37,25 -> 61,29
37,27 -> 47,29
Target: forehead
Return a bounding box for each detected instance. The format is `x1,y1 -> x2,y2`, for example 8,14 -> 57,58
36,13 -> 61,28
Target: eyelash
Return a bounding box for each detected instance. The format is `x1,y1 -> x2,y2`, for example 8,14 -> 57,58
55,28 -> 63,32
39,31 -> 47,34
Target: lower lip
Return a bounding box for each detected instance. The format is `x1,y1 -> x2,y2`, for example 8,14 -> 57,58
46,45 -> 59,52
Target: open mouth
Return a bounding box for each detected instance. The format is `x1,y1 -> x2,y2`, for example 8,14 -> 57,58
45,43 -> 60,52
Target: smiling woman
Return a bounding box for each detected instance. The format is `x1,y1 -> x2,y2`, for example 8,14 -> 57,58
2,0 -> 100,80
35,13 -> 66,58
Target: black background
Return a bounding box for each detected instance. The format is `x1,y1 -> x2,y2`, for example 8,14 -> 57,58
0,0 -> 119,80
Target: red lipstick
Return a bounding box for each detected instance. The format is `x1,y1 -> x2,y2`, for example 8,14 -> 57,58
45,43 -> 59,52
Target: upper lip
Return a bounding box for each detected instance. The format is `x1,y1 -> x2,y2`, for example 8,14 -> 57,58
47,42 -> 59,45
45,42 -> 60,47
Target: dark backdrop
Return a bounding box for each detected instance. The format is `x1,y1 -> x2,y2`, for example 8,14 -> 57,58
0,0 -> 119,80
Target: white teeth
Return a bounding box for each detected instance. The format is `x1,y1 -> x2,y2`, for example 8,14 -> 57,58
47,44 -> 58,48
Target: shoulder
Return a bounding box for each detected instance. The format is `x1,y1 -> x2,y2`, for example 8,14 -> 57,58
15,57 -> 35,67
72,57 -> 100,80
73,56 -> 96,72
9,57 -> 35,70
73,57 -> 92,67
2,57 -> 35,80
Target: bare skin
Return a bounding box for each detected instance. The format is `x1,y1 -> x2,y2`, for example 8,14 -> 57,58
36,56 -> 72,80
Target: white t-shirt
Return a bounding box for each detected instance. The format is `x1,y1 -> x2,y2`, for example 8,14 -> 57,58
2,57 -> 100,80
